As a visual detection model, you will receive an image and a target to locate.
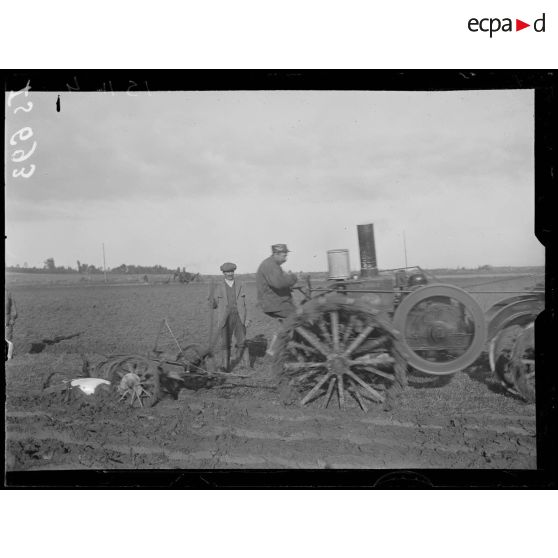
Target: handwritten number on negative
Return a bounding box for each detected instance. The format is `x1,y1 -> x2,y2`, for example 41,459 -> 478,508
7,81 -> 31,107
12,165 -> 36,178
14,101 -> 33,114
10,127 -> 33,146
11,141 -> 37,163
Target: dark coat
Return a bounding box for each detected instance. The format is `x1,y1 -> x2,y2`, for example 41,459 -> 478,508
209,280 -> 247,329
256,256 -> 297,313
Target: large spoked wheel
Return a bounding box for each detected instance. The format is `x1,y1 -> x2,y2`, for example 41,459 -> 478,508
273,294 -> 406,411
105,355 -> 161,408
393,284 -> 486,375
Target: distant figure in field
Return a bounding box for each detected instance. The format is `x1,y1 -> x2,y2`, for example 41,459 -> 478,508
208,262 -> 250,371
174,268 -> 199,284
256,244 -> 298,356
5,290 -> 17,360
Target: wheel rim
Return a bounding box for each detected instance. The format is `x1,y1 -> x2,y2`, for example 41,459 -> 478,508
108,356 -> 160,407
393,284 -> 486,375
274,294 -> 406,410
486,296 -> 543,341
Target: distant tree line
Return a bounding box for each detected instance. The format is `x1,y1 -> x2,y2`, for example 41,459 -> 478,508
110,263 -> 176,274
6,258 -> 185,275
5,258 -> 78,274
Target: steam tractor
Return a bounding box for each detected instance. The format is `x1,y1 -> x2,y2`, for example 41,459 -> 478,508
273,224 -> 543,410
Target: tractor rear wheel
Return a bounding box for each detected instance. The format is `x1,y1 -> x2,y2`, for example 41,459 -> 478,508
273,294 -> 406,411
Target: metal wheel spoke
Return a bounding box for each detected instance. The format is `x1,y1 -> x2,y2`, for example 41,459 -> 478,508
317,317 -> 332,345
293,368 -> 325,385
343,324 -> 375,357
350,363 -> 395,382
337,375 -> 345,409
345,370 -> 385,403
300,373 -> 332,406
342,315 -> 356,346
349,353 -> 394,367
295,327 -> 331,357
330,311 -> 340,352
287,341 -> 320,355
322,376 -> 336,409
284,361 -> 328,371
358,335 -> 390,353
346,380 -> 368,412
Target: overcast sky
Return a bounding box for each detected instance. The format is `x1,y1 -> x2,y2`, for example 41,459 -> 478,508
5,89 -> 542,273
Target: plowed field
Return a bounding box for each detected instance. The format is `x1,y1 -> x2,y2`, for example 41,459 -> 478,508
5,275 -> 540,471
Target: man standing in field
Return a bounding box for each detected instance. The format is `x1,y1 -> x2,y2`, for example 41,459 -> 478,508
256,244 -> 298,356
208,262 -> 250,371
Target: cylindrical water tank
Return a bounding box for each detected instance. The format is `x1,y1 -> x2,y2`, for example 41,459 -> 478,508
327,249 -> 350,280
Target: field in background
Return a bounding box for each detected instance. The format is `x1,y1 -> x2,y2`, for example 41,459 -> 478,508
5,271 -> 175,287
5,266 -> 544,286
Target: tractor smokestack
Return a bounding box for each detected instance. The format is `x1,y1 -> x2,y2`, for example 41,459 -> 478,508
357,223 -> 378,277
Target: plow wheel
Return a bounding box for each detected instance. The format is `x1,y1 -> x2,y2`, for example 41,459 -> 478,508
393,284 -> 486,375
106,355 -> 161,407
273,294 -> 406,411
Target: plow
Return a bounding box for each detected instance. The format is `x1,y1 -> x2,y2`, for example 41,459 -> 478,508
64,319 -> 264,408
44,224 -> 543,411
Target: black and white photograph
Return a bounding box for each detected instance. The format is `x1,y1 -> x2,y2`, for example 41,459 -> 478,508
3,72 -> 553,484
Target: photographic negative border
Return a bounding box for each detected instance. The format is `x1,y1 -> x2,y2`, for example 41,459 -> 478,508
3,70 -> 556,488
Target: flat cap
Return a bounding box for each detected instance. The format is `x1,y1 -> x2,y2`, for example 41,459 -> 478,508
220,262 -> 237,272
271,244 -> 290,253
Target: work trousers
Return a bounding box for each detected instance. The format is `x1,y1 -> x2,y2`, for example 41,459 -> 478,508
219,310 -> 246,349
215,310 -> 248,370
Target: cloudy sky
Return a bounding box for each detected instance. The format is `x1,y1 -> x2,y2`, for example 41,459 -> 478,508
5,89 -> 542,273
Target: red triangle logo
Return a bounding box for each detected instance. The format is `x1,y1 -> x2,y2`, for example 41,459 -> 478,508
516,19 -> 530,31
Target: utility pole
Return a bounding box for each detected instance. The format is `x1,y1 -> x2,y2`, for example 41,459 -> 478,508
102,243 -> 107,283
403,231 -> 408,268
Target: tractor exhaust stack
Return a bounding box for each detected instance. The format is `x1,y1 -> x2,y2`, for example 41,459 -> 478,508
357,223 -> 378,277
